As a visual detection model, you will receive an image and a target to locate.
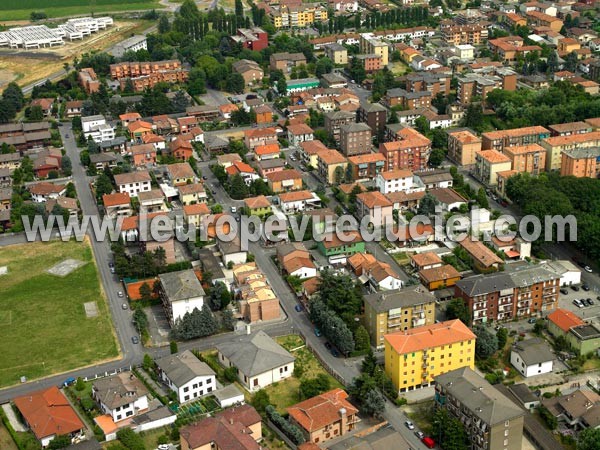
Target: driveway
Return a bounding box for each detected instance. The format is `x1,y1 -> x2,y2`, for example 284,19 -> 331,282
146,305 -> 172,348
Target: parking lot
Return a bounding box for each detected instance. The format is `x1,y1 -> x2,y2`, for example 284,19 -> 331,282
556,283 -> 600,322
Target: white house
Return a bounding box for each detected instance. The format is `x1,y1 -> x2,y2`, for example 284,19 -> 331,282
28,182 -> 66,202
112,34 -> 147,57
82,114 -> 116,143
213,384 -> 246,408
159,269 -> 205,326
510,338 -> 554,378
156,350 -> 217,403
92,372 -> 149,423
217,236 -> 247,266
278,190 -> 321,214
539,260 -> 582,287
367,262 -> 403,291
454,44 -> 475,60
376,169 -> 414,194
216,330 -> 295,392
114,171 -> 152,197
287,123 -> 314,147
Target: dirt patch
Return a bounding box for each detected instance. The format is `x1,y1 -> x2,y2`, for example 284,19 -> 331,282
0,266 -> 7,275
47,258 -> 86,276
84,301 -> 99,318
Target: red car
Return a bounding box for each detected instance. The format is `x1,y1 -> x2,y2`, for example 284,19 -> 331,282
422,437 -> 435,449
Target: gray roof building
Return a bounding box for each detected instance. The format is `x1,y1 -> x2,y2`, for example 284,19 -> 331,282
216,330 -> 295,378
436,367 -> 524,426
454,272 -> 515,297
511,338 -> 555,366
159,269 -> 205,303
155,350 -> 215,387
92,372 -> 149,410
340,122 -> 372,133
364,284 -> 435,313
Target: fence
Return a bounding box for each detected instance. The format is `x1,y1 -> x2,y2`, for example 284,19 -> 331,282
82,365 -> 132,383
267,419 -> 298,450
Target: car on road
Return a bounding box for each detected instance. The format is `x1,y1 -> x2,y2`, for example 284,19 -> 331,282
294,304 -> 303,312
331,348 -> 340,357
582,284 -> 590,291
405,420 -> 415,430
231,206 -> 237,213
422,437 -> 436,449
290,156 -> 296,161
560,288 -> 569,295
571,285 -> 580,291
415,431 -> 425,439
527,317 -> 537,324
109,261 -> 114,268
586,298 -> 594,306
131,336 -> 139,344
314,328 -> 322,337
62,377 -> 76,387
65,134 -> 69,138
212,190 -> 217,195
110,267 -> 116,274
118,291 -> 124,298
158,445 -> 170,450
122,303 -> 128,310
324,342 -> 332,350
585,266 -> 593,273
202,176 -> 207,180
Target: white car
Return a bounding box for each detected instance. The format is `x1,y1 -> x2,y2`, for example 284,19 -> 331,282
405,420 -> 415,430
231,206 -> 237,213
585,266 -> 593,273
158,445 -> 170,450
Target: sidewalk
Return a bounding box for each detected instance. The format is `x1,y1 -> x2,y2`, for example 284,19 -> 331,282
137,368 -> 169,398
1,404 -> 25,432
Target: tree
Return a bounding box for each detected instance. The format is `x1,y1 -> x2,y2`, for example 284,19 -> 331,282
65,182 -> 77,198
476,187 -> 489,209
334,165 -> 345,185
577,428 -> 600,450
229,174 -> 249,199
276,77 -> 287,95
462,103 -> 484,131
224,366 -> 238,382
187,68 -> 207,95
226,72 -> 246,94
139,282 -> 152,301
158,14 -> 171,34
362,348 -> 378,375
446,298 -> 470,325
61,156 -> 72,176
349,57 -> 367,84
171,90 -> 190,113
75,377 -> 85,391
496,327 -> 508,349
417,192 -> 438,216
428,148 -> 445,167
28,105 -> 44,121
222,308 -> 235,330
315,57 -> 334,78
96,174 -> 114,200
388,109 -> 399,124
432,408 -> 468,450
361,389 -> 385,417
415,116 -> 430,135
354,325 -> 370,352
299,373 -> 331,400
235,0 -> 244,16
116,428 -> 145,450
474,325 -> 498,359
48,435 -> 71,449
143,353 -> 154,370
133,308 -> 149,334
251,389 -> 270,414
170,341 -> 178,354
209,281 -> 231,310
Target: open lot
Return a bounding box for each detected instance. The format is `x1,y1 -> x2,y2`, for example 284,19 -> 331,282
0,420 -> 18,450
0,239 -> 118,388
0,20 -> 154,90
0,0 -> 161,21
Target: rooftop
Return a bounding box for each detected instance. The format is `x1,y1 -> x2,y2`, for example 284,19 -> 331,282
512,337 -> 555,366
364,284 -> 435,313
159,269 -> 205,302
287,389 -> 358,433
384,319 -> 475,354
155,350 -> 215,387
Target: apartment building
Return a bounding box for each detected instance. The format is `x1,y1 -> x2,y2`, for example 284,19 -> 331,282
325,110 -> 356,142
340,123 -> 372,156
488,37 -> 543,65
456,70 -> 517,105
503,144 -> 546,175
317,149 -> 348,184
360,35 -> 389,65
232,59 -> 264,87
405,72 -> 451,97
355,54 -> 383,73
540,131 -> 600,171
384,88 -> 432,109
270,52 -> 307,72
244,127 -> 278,151
384,319 -> 476,393
560,147 -> 600,178
348,153 -> 386,180
548,121 -> 592,136
435,368 -> 525,450
358,102 -> 387,135
109,60 -> 188,92
481,126 -> 550,151
270,3 -> 328,29
324,42 -> 348,65
526,10 -> 563,32
454,265 -> 560,323
447,129 -> 481,166
78,67 -> 100,94
114,171 -> 152,197
231,27 -> 268,51
356,190 -> 394,228
379,127 -> 431,171
364,285 -> 436,349
440,23 -> 488,45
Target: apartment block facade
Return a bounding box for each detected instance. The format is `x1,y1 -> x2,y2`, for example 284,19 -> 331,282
447,129 -> 481,166
339,123 -> 372,156
481,126 -> 551,151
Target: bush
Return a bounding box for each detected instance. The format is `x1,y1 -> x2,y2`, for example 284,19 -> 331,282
265,405 -> 305,445
224,367 -> 238,383
75,377 -> 86,391
538,405 -> 557,430
170,341 -> 178,354
116,428 -> 145,450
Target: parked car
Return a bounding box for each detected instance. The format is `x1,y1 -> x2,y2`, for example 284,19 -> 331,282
314,328 -> 322,337
62,377 -> 76,387
571,285 -> 580,291
294,304 -> 303,312
583,284 -> 590,291
527,317 -> 537,324
324,342 -> 332,350
118,291 -> 124,298
586,298 -> 594,306
422,437 -> 436,449
415,431 -> 425,439
110,267 -> 116,274
585,266 -> 593,273
158,445 -> 170,450
405,421 -> 415,430
560,288 -> 569,295
122,303 -> 128,310
331,348 -> 340,357
573,299 -> 581,307
131,336 -> 139,344
202,176 -> 207,180
231,206 -> 237,213
108,261 -> 114,268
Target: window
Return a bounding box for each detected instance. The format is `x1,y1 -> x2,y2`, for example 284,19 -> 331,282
184,387 -> 189,392
193,383 -> 198,389
253,379 -> 258,386
116,415 -> 122,421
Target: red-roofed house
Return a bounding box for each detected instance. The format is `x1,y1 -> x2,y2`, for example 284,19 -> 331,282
128,120 -> 154,140
103,192 -> 132,218
13,386 -> 84,447
547,308 -> 584,336
255,143 -> 280,160
226,161 -> 260,185
266,169 -> 303,193
288,389 -> 359,444
167,138 -> 194,161
356,191 -> 393,228
31,98 -> 55,117
244,127 -> 278,151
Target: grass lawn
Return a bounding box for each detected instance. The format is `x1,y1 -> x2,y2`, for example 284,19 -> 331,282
390,61 -> 410,76
582,357 -> 600,371
0,240 -> 118,388
393,252 -> 410,265
262,335 -> 344,413
0,421 -> 18,450
0,0 -> 162,20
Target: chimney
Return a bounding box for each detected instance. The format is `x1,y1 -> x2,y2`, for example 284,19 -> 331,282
230,418 -> 234,425
339,408 -> 348,435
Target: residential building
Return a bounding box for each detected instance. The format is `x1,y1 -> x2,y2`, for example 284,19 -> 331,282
109,60 -> 189,92
543,389 -> 600,430
434,368 -> 525,450
429,188 -> 468,212
167,138 -> 194,161
405,72 -> 451,97
348,153 -> 386,180
278,190 -> 321,214
180,405 -> 262,450
364,285 -> 436,348
92,372 -> 149,423
287,123 -> 314,147
327,424 -> 412,450
218,237 -> 247,266
270,52 -> 307,72
548,121 -> 592,136
269,3 -> 328,29
102,193 -> 131,218
317,231 -> 365,262
13,386 -> 84,448
560,147 -> 600,178
410,252 -> 442,271
78,67 -> 100,94
317,149 -> 348,184
183,203 -> 210,228
355,54 -> 382,73
321,73 -> 347,89
277,242 -> 317,279
114,171 -> 152,197
325,110 -> 356,142
456,71 -> 517,105
540,131 -> 600,171
356,191 -> 393,228
156,350 -> 216,403
376,169 -> 414,194
232,262 -> 280,322
547,308 -> 600,356
441,24 -> 488,45
419,265 -> 462,291
159,269 -> 205,326
379,126 -> 431,171
254,104 -> 273,124
384,88 -> 432,110
244,127 -> 278,151
475,150 -> 512,186
288,389 -> 359,445
510,338 -> 554,377
231,27 -> 268,51
283,78 -> 321,95
29,182 -> 66,203
82,115 -> 115,143
504,143 -> 546,175
481,126 -> 550,151
385,319 -> 476,392
300,140 -> 328,168
340,123 -> 372,156
458,238 -> 504,272
360,35 -> 389,65
358,102 -> 387,135
131,144 -> 157,167
447,129 -> 481,166
324,43 -> 348,65
232,59 -> 264,87
111,34 -> 147,57
128,120 -> 154,141
254,143 -> 280,161
0,121 -> 51,151
216,330 -> 294,392
367,262 -> 403,292
266,169 -> 303,193
244,195 -> 272,218
216,153 -> 242,169
226,161 -> 259,186
178,183 -> 206,206
488,36 -> 543,65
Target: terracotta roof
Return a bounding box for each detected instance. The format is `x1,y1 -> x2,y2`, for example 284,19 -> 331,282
542,131 -> 600,147
283,256 -> 316,274
245,195 -> 271,209
217,153 -> 243,164
266,169 -> 302,182
255,143 -> 280,156
419,264 -> 461,283
547,308 -> 584,333
379,169 -> 413,180
411,251 -> 442,267
338,182 -> 366,194
103,192 -> 130,207
169,137 -> 193,151
279,190 -> 313,203
177,116 -> 198,126
459,238 -> 503,267
384,319 -> 475,354
119,112 -> 141,121
114,171 -> 151,185
178,183 -> 205,195
348,252 -> 377,272
142,133 -> 165,144
287,389 -> 358,433
244,127 -> 277,138
184,203 -> 211,216
287,123 -> 314,135
357,191 -> 393,209
13,386 -> 84,440
128,120 -> 153,132
167,162 -> 195,179
429,188 -> 468,206
227,161 -> 256,175
449,130 -> 481,144
482,126 -> 549,141
317,149 -> 347,165
503,143 -> 545,155
321,230 -> 363,249
131,143 -> 156,155
302,277 -> 320,296
348,153 -> 386,165
477,150 -> 511,164
300,140 -> 328,155
29,182 -> 65,196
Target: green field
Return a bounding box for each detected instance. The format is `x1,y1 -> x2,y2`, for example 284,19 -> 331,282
0,240 -> 119,388
0,0 -> 162,21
